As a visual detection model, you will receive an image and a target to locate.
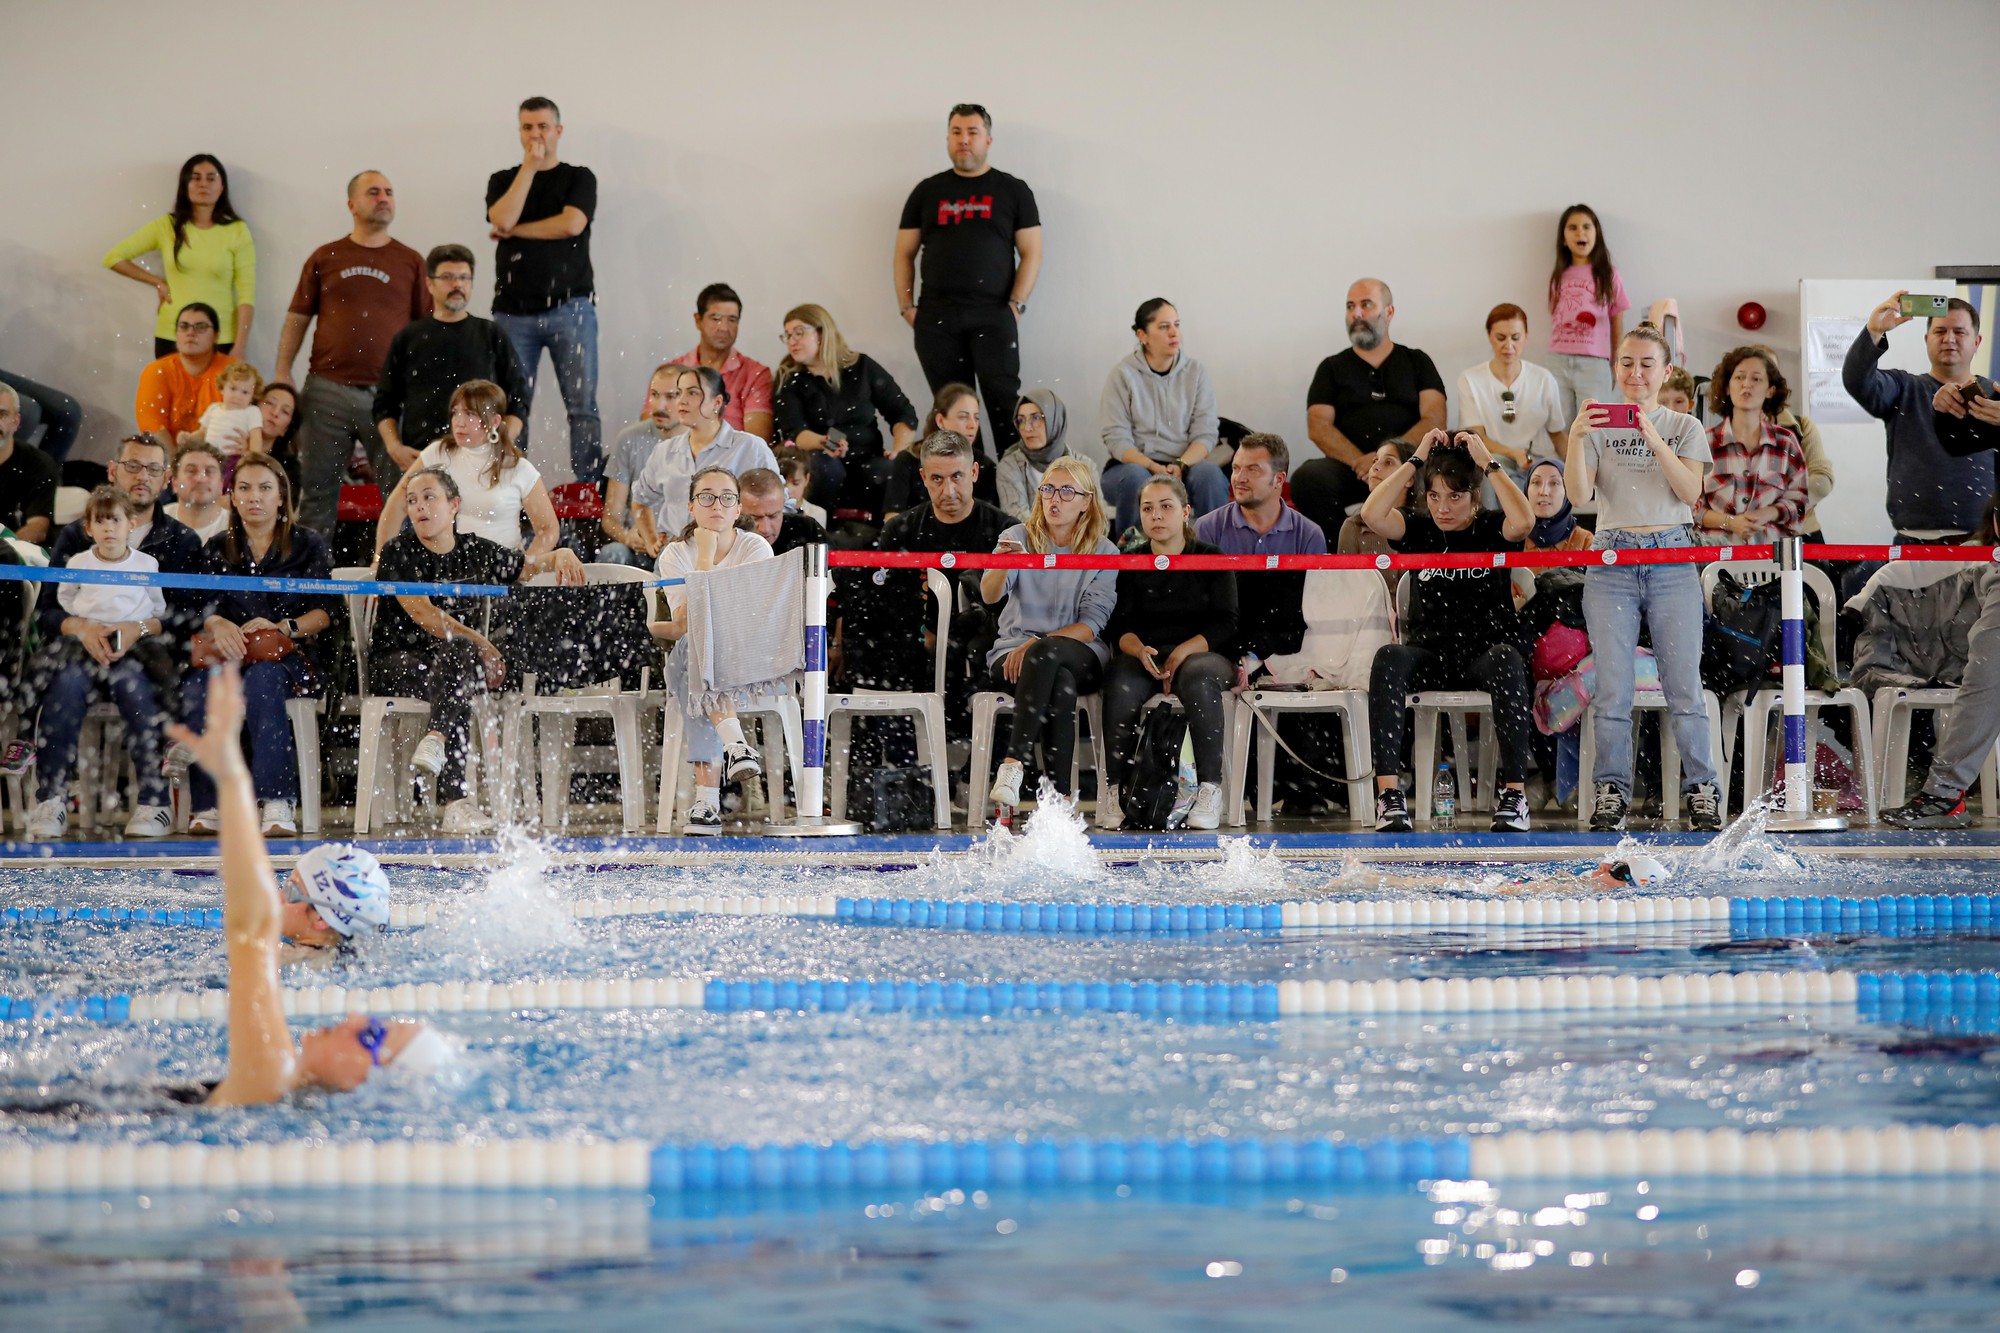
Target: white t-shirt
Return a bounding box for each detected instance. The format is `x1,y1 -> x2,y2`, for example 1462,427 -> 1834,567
1578,407 -> 1712,531
164,502 -> 229,542
57,547 -> 168,626
656,529 -> 774,617
1455,360 -> 1567,462
417,440 -> 542,551
198,402 -> 264,456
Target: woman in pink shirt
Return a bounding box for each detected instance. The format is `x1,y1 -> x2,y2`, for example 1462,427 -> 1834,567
1546,204 -> 1630,422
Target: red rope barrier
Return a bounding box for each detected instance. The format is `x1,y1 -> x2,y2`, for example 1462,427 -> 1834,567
826,544 -> 2000,573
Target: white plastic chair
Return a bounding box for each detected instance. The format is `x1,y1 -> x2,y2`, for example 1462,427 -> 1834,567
1701,560 -> 1876,822
966,690 -> 1107,820
824,568 -> 953,830
505,563 -> 655,832
169,696 -> 323,834
1227,688 -> 1371,826
1394,578 -> 1498,821
1873,687 -> 2000,816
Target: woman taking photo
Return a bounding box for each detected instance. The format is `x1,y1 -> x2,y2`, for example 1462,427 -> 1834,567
370,467 -> 583,835
1099,298 -> 1229,534
375,380 -> 559,557
1565,323 -> 1722,833
103,154 -> 255,358
1361,430 -> 1537,834
979,455 -> 1119,817
631,364 -> 779,542
177,453 -> 333,837
772,303 -> 919,518
1100,475 -> 1237,831
996,388 -> 1070,523
650,464 -> 773,835
1697,345 -> 1811,545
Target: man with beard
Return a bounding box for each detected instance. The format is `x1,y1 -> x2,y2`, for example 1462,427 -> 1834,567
1290,278 -> 1446,537
373,245 -> 527,470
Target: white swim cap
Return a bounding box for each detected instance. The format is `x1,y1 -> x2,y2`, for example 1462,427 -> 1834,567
388,1025 -> 456,1077
1599,851 -> 1672,888
289,845 -> 391,938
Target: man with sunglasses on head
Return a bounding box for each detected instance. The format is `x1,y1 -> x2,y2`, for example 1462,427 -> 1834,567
134,302 -> 239,451
1290,278 -> 1447,539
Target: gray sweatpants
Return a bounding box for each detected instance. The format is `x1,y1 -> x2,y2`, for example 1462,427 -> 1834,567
1926,564 -> 2000,797
295,375 -> 400,537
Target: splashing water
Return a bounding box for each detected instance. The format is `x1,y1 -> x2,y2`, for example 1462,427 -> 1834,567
1682,797 -> 1816,879
1207,837 -> 1292,896
432,829 -> 580,972
969,778 -> 1103,885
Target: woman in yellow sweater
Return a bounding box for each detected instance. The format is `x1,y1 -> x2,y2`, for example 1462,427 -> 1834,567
103,154 -> 255,358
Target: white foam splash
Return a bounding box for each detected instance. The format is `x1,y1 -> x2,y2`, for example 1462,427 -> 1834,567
434,829 -> 580,971
1682,798 -> 1814,878
969,778 -> 1103,884
1207,836 -> 1291,895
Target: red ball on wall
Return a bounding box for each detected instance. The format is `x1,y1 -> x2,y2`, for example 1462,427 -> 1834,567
1737,301 -> 1767,331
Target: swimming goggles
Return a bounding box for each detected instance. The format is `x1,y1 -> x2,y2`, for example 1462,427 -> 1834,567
1599,861 -> 1638,883
355,1016 -> 390,1066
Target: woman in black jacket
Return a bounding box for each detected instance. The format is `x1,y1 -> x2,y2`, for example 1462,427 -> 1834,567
772,303 -> 920,520
1100,475 -> 1237,830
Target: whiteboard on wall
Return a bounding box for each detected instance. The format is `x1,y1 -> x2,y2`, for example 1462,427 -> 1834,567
1799,279 -> 1936,545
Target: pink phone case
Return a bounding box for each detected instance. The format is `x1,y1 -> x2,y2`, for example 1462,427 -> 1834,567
1599,404 -> 1641,429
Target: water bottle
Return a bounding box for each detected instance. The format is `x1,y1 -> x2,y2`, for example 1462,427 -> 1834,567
1432,764 -> 1456,831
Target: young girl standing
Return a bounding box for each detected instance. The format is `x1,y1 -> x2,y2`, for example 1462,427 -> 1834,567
1547,204 -> 1631,422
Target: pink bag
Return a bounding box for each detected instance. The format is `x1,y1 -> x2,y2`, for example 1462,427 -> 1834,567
1531,623 -> 1590,682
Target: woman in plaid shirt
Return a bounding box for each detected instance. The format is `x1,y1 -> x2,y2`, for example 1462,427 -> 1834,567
1697,346 -> 1810,544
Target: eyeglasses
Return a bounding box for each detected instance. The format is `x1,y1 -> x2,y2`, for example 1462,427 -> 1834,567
780,327 -> 815,344
175,321 -> 215,334
116,459 -> 168,478
1037,484 -> 1090,502
692,491 -> 740,509
1015,412 -> 1046,429
1501,390 -> 1517,424
356,1016 -> 389,1067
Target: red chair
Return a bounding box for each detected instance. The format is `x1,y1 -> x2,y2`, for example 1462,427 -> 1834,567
550,481 -> 604,522
337,484 -> 383,523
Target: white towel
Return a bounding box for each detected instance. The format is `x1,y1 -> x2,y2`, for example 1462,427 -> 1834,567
682,546 -> 805,713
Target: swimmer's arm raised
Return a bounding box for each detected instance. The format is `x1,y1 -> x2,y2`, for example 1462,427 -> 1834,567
175,665 -> 298,1106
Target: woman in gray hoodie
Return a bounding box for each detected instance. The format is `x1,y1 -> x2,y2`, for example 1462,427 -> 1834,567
1098,298 -> 1231,534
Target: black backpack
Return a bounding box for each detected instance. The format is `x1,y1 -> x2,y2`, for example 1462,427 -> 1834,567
1120,707 -> 1190,830
1700,570 -> 1783,694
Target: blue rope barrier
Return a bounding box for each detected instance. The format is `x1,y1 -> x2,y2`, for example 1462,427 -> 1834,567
0,564 -> 684,598
1729,892 -> 1996,937
0,905 -> 222,928
699,976 -> 1283,1019
836,896 -> 1287,935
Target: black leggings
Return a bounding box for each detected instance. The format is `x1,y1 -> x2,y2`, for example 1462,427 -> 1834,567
1368,641 -> 1533,788
991,636 -> 1102,793
1102,651 -> 1232,786
368,641 -> 488,799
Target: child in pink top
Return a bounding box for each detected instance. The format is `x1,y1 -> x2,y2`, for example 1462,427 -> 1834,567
1546,204 -> 1630,422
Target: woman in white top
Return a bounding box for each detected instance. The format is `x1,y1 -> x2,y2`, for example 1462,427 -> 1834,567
632,364 -> 780,544
1564,322 -> 1720,835
652,464 -> 775,835
374,380 -> 559,555
1456,303 -> 1566,487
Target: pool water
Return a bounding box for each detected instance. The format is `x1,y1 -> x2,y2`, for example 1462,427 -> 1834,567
3,807 -> 1999,1328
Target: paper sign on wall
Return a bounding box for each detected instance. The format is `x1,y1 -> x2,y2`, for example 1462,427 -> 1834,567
1804,318 -> 1870,423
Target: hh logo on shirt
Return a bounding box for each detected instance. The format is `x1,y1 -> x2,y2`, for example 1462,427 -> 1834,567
936,196 -> 993,226
338,266 -> 394,284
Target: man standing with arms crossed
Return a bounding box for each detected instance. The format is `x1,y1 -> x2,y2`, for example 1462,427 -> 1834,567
487,96 -> 602,485
893,104 -> 1042,484
273,172 -> 430,537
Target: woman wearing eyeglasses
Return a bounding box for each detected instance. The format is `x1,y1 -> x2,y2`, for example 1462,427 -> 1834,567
979,455 -> 1118,815
1455,304 -> 1566,490
772,303 -> 920,520
651,464 -> 772,834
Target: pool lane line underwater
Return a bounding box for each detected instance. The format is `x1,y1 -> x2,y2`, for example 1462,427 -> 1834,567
16,967 -> 2000,1025
12,890 -> 2000,936
8,1126 -> 2000,1196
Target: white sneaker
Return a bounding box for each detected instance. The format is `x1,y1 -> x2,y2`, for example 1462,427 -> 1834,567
411,733 -> 447,780
1095,783 -> 1125,832
187,808 -> 220,833
722,741 -> 763,783
440,797 -> 493,836
260,800 -> 297,836
990,758 -> 1025,809
24,796 -> 66,841
1187,782 -> 1223,831
682,798 -> 723,835
124,804 -> 174,839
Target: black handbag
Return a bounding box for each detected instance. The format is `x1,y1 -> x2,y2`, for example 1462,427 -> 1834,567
1120,706 -> 1191,831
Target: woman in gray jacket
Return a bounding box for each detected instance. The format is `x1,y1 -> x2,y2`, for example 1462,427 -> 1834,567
1099,298 -> 1230,533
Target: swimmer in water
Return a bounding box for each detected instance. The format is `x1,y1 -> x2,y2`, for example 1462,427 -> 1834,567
173,663 -> 452,1105
1336,849 -> 1674,896
279,843 -> 391,964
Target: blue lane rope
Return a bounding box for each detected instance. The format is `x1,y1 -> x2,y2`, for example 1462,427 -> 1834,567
837,896 -> 1288,935
1729,892 -> 1997,937
1,905 -> 222,928
698,976 -> 1283,1018
0,564 -> 683,598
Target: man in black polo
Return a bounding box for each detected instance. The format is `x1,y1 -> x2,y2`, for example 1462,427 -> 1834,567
374,244 -> 528,469
893,103 -> 1042,474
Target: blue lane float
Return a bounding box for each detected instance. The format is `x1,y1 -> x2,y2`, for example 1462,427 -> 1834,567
1730,892 -> 1997,938
1,905 -> 224,929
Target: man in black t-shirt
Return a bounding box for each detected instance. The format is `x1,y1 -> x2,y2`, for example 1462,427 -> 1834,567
374,245 -> 528,469
486,96 -> 602,484
893,104 -> 1043,469
0,383 -> 58,544
1293,278 -> 1447,540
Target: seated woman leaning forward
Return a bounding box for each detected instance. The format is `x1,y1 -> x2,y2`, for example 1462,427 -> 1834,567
173,664 -> 452,1106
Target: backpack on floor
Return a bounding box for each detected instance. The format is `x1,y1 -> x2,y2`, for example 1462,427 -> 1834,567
1701,570 -> 1783,695
1120,707 -> 1191,830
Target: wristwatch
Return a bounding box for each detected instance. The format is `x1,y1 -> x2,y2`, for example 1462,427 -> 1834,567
1484,460 -> 1503,474
1009,299 -> 1027,315
281,618 -> 298,639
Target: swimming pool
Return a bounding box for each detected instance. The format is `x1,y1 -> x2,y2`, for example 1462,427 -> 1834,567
4,806 -> 1999,1327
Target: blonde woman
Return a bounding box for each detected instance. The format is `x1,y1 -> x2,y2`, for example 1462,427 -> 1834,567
771,303 -> 919,517
978,455 -> 1118,812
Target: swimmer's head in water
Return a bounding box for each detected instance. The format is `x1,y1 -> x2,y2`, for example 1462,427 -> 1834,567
1590,851 -> 1671,889
298,1014 -> 448,1091
283,845 -> 391,945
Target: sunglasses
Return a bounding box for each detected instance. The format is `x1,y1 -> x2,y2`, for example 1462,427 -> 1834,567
356,1015 -> 390,1066
1501,390 -> 1517,424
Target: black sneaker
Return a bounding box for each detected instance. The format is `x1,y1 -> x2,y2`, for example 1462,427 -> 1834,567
1685,782 -> 1724,832
722,742 -> 763,783
1881,790 -> 1972,830
1491,787 -> 1531,833
1374,788 -> 1412,833
1588,783 -> 1629,832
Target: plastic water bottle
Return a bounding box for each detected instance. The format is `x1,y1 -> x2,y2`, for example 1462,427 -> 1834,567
1432,764 -> 1456,831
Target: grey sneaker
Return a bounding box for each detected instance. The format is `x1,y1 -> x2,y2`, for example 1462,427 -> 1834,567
1685,782 -> 1724,832
722,741 -> 762,783
681,798 -> 723,835
1588,783 -> 1630,832
1491,787 -> 1531,833
1881,790 -> 1971,830
1374,787 -> 1412,833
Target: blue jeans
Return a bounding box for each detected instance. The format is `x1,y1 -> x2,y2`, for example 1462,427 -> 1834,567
36,658 -> 170,805
1100,460 -> 1230,535
665,644 -> 724,766
181,658 -> 317,808
1581,525 -> 1716,794
0,367 -> 83,461
497,297 -> 601,483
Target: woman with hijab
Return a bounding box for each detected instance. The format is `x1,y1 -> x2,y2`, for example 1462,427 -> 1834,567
996,388 -> 1070,523
1524,457 -> 1592,552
